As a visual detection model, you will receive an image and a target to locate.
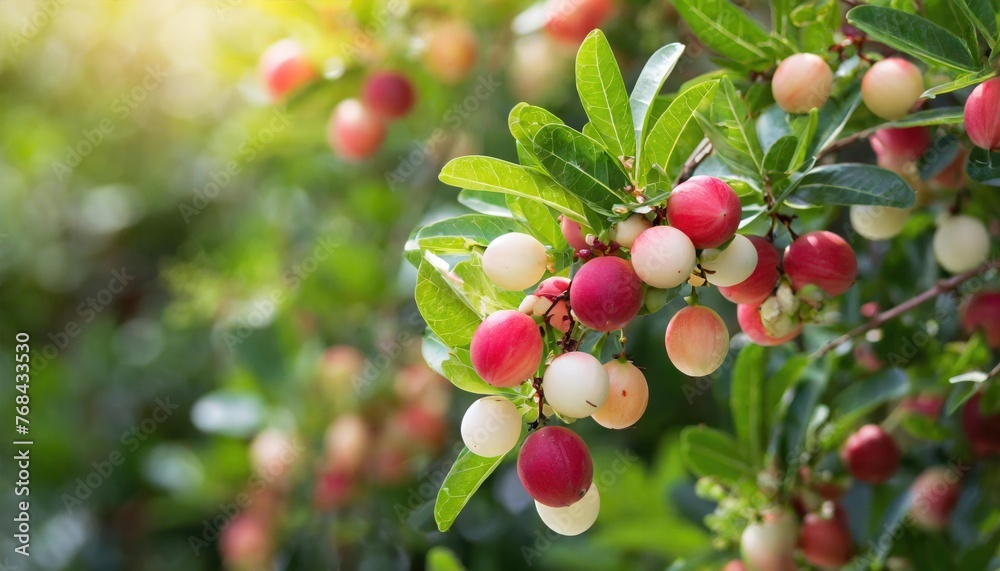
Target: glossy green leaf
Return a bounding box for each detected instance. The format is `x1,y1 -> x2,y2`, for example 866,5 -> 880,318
763,135 -> 799,173
673,0 -> 777,69
821,368 -> 909,448
506,195 -> 566,250
884,106 -> 966,127
809,85 -> 862,155
642,80 -> 719,185
922,69 -> 997,98
532,123 -> 631,220
457,189 -> 514,217
790,163 -> 915,207
452,254 -> 526,315
956,0 -> 998,45
730,344 -> 768,466
576,30 -> 635,159
630,43 -> 686,170
416,214 -> 528,253
764,355 -> 810,433
426,547 -> 467,571
847,6 -> 979,71
415,258 -> 481,346
965,147 -> 1000,186
509,103 -> 564,166
435,448 -> 506,531
423,333 -> 511,395
696,77 -> 765,176
680,426 -> 756,484
439,156 -> 588,224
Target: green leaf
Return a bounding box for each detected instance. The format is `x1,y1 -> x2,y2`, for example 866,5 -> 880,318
532,123 -> 631,222
696,77 -> 765,176
457,189 -> 514,217
439,156 -> 588,224
809,85 -> 862,155
416,215 -> 528,253
426,547 -> 467,571
789,163 -> 915,207
452,254 -> 526,314
922,69 -> 997,98
955,0 -> 998,45
680,426 -> 756,484
730,344 -> 768,467
506,195 -> 566,250
779,372 -> 827,465
642,80 -> 719,185
927,0 -> 981,59
846,6 -> 979,72
884,106 -> 966,127
771,0 -> 796,38
672,0 -> 777,69
576,30 -> 635,159
763,135 -> 799,173
509,103 -> 565,166
965,147 -> 1000,186
630,43 -> 686,169
415,258 -> 481,346
946,380 -> 981,414
435,448 -> 506,531
821,368 -> 909,448
764,355 -> 809,433
901,413 -> 949,441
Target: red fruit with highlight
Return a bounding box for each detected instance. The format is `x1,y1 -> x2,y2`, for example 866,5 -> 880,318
718,236 -> 781,306
783,231 -> 858,297
517,426 -> 594,507
841,424 -> 900,484
362,71 -> 416,119
327,99 -> 386,160
259,39 -> 315,102
961,292 -> 1000,348
560,215 -> 589,251
870,127 -> 930,162
964,77 -> 1000,150
470,310 -> 543,388
736,303 -> 802,346
800,512 -> 854,569
665,305 -> 730,377
962,392 -> 1000,457
546,0 -> 614,45
900,393 -> 944,419
910,467 -> 961,531
666,176 -> 742,249
569,256 -> 643,332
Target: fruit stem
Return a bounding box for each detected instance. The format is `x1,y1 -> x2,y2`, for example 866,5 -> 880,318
528,376 -> 548,431
812,259 -> 1000,358
676,138 -> 713,184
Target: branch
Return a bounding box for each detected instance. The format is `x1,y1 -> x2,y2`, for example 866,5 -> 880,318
677,139 -> 713,184
988,360 -> 1000,381
812,260 -> 1000,358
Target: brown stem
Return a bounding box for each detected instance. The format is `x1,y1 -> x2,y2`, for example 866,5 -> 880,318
988,360 -> 1000,381
812,260 -> 1000,358
677,139 -> 713,184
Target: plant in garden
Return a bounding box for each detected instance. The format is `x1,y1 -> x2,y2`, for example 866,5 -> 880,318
405,0 -> 1000,561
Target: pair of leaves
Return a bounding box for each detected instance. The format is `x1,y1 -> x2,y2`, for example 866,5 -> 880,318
672,0 -> 784,70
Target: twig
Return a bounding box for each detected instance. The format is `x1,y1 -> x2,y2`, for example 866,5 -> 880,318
987,360 -> 1000,381
677,139 -> 713,184
812,260 -> 1000,358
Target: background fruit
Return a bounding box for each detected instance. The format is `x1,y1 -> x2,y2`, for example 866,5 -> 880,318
423,20 -> 479,84
862,58 -> 924,120
932,214 -> 990,274
961,392 -> 1000,457
327,99 -> 386,160
259,39 -> 314,102
362,71 -> 416,119
910,467 -> 961,531
772,53 -> 833,113
841,424 -> 900,484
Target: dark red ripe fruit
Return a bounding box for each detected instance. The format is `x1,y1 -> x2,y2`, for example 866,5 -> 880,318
718,236 -> 781,305
665,176 -> 742,249
900,393 -> 944,419
962,292 -> 1000,348
799,512 -> 854,569
546,0 -> 614,45
783,231 -> 858,297
962,392 -> 1000,457
841,424 -> 900,484
559,215 -> 589,251
470,310 -> 543,388
870,127 -> 930,161
362,71 -> 416,119
569,256 -> 643,332
517,426 -> 593,507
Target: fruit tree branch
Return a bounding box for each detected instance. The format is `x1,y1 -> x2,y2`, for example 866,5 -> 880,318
812,259 -> 1000,358
677,139 -> 713,184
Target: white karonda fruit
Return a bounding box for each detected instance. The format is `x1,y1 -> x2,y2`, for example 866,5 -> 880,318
850,205 -> 910,241
461,397 -> 522,457
535,481 -> 600,536
592,360 -> 649,429
483,232 -> 548,290
933,214 -> 990,274
741,509 -> 798,571
629,226 -> 698,288
700,234 -> 758,287
614,214 -> 653,248
542,352 -> 610,419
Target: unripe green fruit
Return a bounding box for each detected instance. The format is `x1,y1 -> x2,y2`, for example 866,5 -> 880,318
772,53 -> 833,113
483,232 -> 548,290
862,58 -> 924,120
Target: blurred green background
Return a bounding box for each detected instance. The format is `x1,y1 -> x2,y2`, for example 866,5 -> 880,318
0,1 -> 725,569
